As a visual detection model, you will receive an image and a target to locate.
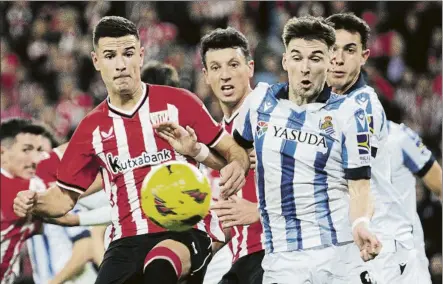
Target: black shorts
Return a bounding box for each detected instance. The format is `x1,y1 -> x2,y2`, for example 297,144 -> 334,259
95,229 -> 212,284
219,250 -> 264,284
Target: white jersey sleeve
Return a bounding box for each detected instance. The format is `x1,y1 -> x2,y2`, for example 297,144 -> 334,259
340,103 -> 372,179
233,82 -> 269,149
398,123 -> 435,176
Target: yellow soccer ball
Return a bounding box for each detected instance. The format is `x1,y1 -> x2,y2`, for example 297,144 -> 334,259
141,161 -> 211,232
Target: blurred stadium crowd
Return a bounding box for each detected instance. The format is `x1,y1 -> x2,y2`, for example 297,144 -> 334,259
1,1 -> 441,283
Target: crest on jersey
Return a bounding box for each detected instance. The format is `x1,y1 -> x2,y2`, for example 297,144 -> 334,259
256,121 -> 269,138
319,115 -> 335,135
150,110 -> 170,125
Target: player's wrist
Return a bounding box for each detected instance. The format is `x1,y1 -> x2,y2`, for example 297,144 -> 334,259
351,216 -> 370,232
192,143 -> 209,162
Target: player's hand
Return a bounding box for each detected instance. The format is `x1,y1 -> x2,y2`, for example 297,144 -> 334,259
211,195 -> 259,228
13,190 -> 37,217
219,161 -> 246,198
153,122 -> 200,157
353,223 -> 382,262
249,150 -> 256,170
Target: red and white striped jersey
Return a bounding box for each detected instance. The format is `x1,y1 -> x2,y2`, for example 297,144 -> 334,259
208,106 -> 264,263
0,169 -> 44,283
56,83 -> 226,243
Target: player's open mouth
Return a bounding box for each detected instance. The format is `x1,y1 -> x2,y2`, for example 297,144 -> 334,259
301,80 -> 312,88
221,85 -> 235,96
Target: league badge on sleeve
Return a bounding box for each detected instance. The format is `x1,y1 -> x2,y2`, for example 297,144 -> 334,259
256,121 -> 269,138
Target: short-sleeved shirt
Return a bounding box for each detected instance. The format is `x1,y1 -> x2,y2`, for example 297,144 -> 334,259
233,82 -> 371,253
56,83 -> 225,242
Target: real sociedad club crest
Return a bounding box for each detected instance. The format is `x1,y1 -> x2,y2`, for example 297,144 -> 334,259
319,116 -> 335,135
256,121 -> 268,138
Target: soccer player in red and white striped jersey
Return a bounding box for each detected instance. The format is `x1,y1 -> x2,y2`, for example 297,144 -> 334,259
0,118 -> 47,284
13,16 -> 249,284
200,27 -> 265,284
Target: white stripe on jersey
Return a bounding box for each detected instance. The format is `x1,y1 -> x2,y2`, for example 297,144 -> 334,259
139,100 -> 158,153
113,117 -> 149,235
92,127 -> 123,240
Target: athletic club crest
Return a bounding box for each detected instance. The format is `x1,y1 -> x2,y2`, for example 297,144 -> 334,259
256,121 -> 269,138
319,116 -> 335,135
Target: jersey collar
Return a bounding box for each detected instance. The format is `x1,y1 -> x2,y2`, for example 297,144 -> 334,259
345,72 -> 367,95
107,83 -> 149,118
1,168 -> 14,178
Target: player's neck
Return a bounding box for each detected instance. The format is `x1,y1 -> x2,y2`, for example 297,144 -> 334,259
288,89 -> 320,106
332,72 -> 360,95
220,86 -> 252,119
107,82 -> 144,111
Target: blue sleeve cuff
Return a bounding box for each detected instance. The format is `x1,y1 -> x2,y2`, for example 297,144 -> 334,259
416,156 -> 436,177
233,130 -> 254,149
70,230 -> 91,243
344,166 -> 371,180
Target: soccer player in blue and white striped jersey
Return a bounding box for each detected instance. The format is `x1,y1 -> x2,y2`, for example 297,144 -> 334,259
385,120 -> 441,284
233,16 -> 381,284
325,13 -> 438,283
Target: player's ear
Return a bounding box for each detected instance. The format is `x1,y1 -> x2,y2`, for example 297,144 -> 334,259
139,46 -> 145,67
91,51 -> 100,71
247,60 -> 254,78
202,68 -> 210,85
282,53 -> 287,71
361,49 -> 370,66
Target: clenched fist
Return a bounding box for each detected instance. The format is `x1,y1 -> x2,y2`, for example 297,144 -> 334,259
13,190 -> 37,217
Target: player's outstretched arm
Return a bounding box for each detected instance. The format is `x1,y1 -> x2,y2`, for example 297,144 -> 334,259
422,161 -> 442,198
154,121 -> 227,170
213,134 -> 250,198
13,185 -> 79,218
348,179 -> 381,261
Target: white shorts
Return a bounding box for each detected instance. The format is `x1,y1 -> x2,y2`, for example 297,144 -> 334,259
262,243 -> 378,284
203,245 -> 232,284
369,239 -> 431,284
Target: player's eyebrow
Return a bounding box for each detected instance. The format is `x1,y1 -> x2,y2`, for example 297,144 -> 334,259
22,144 -> 34,149
344,43 -> 357,49
290,49 -> 324,55
102,46 -> 135,54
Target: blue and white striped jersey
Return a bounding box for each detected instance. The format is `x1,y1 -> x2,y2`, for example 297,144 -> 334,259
233,82 -> 371,253
27,207 -> 97,284
385,121 -> 435,231
345,76 -> 414,244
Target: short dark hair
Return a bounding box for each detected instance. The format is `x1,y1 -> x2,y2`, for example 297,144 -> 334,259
93,16 -> 139,49
141,61 -> 180,87
0,118 -> 48,145
282,16 -> 336,49
200,27 -> 251,68
41,127 -> 60,148
326,13 -> 371,49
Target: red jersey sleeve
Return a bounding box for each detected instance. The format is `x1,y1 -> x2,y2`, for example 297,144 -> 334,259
179,89 -> 224,147
56,119 -> 100,194
36,150 -> 61,187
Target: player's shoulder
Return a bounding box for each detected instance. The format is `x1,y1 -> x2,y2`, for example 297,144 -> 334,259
77,101 -> 109,129
246,82 -> 272,109
148,83 -> 199,104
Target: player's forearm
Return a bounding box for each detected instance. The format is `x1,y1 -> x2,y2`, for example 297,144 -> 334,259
348,179 -> 374,223
422,161 -> 442,198
201,149 -> 227,170
50,238 -> 93,284
223,143 -> 250,174
33,186 -> 78,218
